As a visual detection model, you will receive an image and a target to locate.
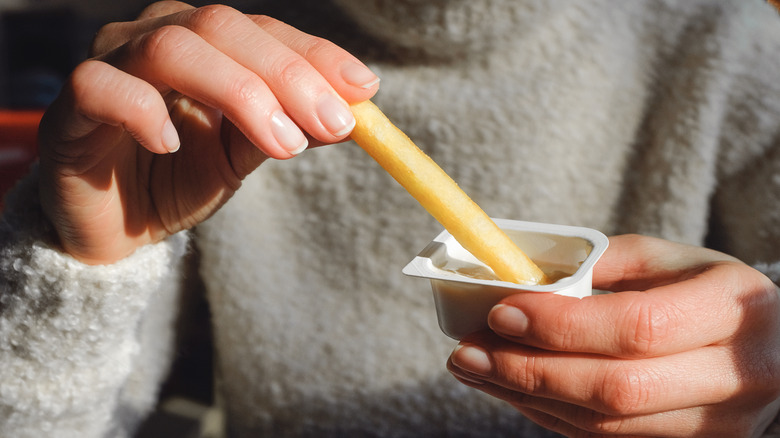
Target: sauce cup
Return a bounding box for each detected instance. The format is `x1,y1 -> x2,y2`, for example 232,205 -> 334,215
403,219 -> 609,340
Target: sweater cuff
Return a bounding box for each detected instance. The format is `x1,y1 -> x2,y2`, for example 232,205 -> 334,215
0,169 -> 189,433
1,168 -> 190,331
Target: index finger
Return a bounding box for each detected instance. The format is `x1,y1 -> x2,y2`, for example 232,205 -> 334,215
593,234 -> 739,292
488,239 -> 777,358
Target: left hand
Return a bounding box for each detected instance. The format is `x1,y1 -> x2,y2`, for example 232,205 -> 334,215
37,2 -> 378,264
447,234 -> 780,437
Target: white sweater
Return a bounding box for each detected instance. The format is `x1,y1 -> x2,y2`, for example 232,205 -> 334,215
2,1 -> 780,437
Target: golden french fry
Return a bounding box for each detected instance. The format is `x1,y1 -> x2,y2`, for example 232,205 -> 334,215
350,100 -> 549,285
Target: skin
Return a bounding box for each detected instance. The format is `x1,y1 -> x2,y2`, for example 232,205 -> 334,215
35,2 -> 780,436
448,235 -> 780,437
37,1 -> 379,265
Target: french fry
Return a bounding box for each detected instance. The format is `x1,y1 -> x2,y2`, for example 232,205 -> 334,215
350,100 -> 550,285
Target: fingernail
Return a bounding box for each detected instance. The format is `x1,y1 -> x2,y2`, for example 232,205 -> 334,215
317,93 -> 355,137
489,304 -> 529,337
162,119 -> 180,153
341,62 -> 380,89
270,110 -> 308,155
451,344 -> 493,378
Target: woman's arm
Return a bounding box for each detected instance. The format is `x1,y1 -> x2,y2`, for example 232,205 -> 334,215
0,169 -> 189,437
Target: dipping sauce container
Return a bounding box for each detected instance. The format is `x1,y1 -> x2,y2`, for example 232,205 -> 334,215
403,219 -> 609,339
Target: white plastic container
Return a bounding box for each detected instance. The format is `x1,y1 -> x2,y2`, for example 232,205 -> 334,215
403,219 -> 609,339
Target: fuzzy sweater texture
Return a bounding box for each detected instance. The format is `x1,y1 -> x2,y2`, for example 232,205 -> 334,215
2,1 -> 780,437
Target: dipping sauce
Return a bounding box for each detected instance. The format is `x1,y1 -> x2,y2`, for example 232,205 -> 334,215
441,260 -> 578,284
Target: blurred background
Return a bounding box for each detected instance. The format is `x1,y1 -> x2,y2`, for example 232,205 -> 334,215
0,1 -> 223,436
0,3 -> 95,205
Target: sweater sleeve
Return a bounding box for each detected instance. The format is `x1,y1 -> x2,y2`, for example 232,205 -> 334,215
0,169 -> 190,438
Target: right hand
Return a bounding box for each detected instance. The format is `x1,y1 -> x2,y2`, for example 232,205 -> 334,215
37,1 -> 379,265
448,235 -> 780,437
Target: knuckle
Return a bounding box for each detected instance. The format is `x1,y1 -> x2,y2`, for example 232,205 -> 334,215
269,56 -> 313,88
136,25 -> 188,65
68,61 -> 107,101
69,60 -> 156,117
126,87 -> 159,115
619,300 -> 676,357
506,355 -> 545,395
187,4 -> 242,35
300,35 -> 338,59
741,266 -> 780,313
597,364 -> 653,415
542,304 -> 583,351
69,59 -> 100,83
253,14 -> 278,27
225,74 -> 264,109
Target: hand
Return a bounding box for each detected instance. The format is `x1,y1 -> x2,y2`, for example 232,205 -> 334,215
447,234 -> 780,437
37,1 -> 379,264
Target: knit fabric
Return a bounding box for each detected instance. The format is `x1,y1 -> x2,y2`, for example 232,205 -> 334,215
0,169 -> 189,437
